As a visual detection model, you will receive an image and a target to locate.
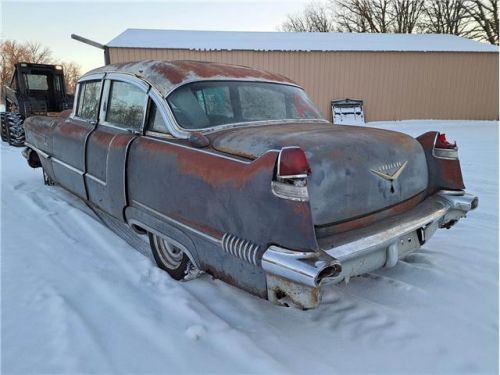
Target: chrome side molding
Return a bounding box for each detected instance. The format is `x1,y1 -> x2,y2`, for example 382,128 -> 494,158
221,233 -> 261,266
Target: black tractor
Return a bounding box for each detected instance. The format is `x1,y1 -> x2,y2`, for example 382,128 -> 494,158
1,62 -> 74,147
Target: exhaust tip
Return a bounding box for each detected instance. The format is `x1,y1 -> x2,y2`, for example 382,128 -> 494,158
316,263 -> 342,284
471,197 -> 479,210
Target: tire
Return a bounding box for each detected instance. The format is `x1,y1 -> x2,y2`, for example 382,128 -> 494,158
0,112 -> 8,142
148,233 -> 191,280
6,113 -> 25,147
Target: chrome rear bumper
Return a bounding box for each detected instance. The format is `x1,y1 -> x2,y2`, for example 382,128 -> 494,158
262,190 -> 478,309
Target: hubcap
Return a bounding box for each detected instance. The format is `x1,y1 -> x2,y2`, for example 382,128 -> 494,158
155,236 -> 184,269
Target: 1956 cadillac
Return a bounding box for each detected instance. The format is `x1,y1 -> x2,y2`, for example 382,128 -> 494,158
22,60 -> 478,308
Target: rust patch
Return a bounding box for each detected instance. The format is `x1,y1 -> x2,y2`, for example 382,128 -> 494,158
202,264 -> 264,298
176,145 -> 278,188
82,60 -> 296,95
58,122 -> 86,137
316,191 -> 427,237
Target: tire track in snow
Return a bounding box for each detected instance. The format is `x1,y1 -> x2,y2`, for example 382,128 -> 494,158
13,179 -> 288,373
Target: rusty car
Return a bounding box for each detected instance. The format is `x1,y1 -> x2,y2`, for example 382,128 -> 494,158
22,60 -> 478,309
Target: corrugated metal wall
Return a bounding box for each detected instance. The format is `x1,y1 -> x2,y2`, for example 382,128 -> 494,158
108,48 -> 499,121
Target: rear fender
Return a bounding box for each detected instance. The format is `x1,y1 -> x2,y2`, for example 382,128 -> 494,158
127,138 -> 319,254
416,131 -> 465,192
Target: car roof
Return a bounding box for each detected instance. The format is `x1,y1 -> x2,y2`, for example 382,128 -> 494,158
82,59 -> 297,97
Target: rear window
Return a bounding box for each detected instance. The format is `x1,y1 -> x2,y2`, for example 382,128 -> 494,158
167,81 -> 323,130
24,74 -> 48,90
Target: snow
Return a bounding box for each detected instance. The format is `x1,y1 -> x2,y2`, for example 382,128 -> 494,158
107,29 -> 499,53
1,120 -> 498,373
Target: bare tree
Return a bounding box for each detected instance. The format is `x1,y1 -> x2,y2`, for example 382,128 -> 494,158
421,0 -> 473,37
391,0 -> 426,33
465,0 -> 498,45
0,39 -> 81,102
1,40 -> 53,100
281,2 -> 335,32
278,0 -> 497,46
60,61 -> 81,94
24,41 -> 52,64
335,0 -> 394,33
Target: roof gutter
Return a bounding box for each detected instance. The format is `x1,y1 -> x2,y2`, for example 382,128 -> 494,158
71,34 -> 110,65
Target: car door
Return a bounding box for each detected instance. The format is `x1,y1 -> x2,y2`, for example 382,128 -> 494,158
51,76 -> 103,199
85,74 -> 149,219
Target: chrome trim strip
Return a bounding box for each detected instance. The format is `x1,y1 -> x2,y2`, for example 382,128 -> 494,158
131,200 -> 221,244
144,130 -> 175,139
105,73 -> 150,91
51,157 -> 84,176
164,77 -> 302,97
432,147 -> 459,160
78,73 -> 105,82
25,142 -> 50,159
141,135 -> 279,164
271,181 -> 309,202
85,173 -> 106,186
181,119 -> 329,136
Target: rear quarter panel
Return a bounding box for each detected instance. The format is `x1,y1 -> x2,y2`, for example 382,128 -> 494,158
126,137 -> 319,252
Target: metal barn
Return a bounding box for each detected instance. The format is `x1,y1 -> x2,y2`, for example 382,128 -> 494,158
86,29 -> 499,121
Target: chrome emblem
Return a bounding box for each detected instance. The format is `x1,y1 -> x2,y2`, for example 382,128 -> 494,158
371,161 -> 408,181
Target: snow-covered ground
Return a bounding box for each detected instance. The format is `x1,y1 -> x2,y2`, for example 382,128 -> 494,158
1,120 -> 498,374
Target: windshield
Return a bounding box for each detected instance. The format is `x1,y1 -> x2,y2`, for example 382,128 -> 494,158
167,81 -> 324,130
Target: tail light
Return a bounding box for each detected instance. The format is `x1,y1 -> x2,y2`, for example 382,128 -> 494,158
435,133 -> 457,149
416,131 -> 465,191
277,147 -> 311,179
272,147 -> 311,202
433,132 -> 458,159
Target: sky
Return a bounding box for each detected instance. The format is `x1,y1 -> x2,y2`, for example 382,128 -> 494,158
1,0 -> 310,73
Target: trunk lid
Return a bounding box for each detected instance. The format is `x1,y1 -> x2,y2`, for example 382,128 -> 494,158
210,123 -> 428,226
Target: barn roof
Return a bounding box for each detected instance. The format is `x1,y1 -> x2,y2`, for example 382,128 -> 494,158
83,60 -> 295,97
107,29 -> 498,53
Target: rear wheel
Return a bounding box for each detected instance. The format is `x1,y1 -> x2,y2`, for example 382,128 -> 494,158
148,233 -> 193,280
6,113 -> 25,147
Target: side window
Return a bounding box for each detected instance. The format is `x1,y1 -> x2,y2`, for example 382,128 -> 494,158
147,101 -> 168,133
76,81 -> 101,121
106,81 -> 146,130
